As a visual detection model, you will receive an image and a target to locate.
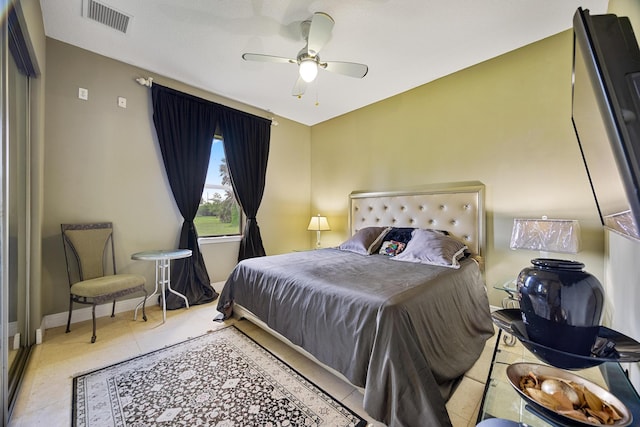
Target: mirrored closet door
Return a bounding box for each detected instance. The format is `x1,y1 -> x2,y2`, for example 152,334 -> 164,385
2,2 -> 36,423
7,17 -> 30,404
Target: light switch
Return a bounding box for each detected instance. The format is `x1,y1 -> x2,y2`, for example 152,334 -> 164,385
118,97 -> 127,108
78,88 -> 88,100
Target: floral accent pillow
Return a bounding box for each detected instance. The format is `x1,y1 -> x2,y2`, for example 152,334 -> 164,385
378,240 -> 406,256
383,227 -> 415,246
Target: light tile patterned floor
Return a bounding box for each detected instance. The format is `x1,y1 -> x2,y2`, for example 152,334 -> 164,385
8,300 -> 496,427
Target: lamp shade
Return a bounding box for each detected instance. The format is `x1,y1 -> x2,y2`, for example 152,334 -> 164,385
307,215 -> 330,231
510,218 -> 581,254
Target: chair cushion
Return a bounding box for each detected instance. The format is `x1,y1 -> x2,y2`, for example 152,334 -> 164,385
70,274 -> 145,298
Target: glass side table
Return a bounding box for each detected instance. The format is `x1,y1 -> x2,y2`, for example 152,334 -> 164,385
494,279 -> 520,309
131,249 -> 192,324
494,279 -> 519,346
477,329 -> 640,426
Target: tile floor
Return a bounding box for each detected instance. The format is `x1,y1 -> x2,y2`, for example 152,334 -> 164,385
8,300 -> 498,427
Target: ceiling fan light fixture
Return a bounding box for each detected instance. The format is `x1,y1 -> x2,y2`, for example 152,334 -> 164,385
299,59 -> 318,83
242,11 -> 367,97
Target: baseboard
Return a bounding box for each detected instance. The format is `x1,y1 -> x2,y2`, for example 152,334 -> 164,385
211,280 -> 225,293
9,321 -> 17,337
42,296 -> 155,330
40,281 -> 226,333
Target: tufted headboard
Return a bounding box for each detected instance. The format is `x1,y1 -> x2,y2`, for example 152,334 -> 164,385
349,181 -> 486,258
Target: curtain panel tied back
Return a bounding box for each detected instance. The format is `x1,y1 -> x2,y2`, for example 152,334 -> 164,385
151,84 -> 270,309
219,108 -> 270,261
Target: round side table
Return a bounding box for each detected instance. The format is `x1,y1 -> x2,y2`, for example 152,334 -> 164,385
132,249 -> 192,323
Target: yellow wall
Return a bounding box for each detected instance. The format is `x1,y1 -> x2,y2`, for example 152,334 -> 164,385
41,39 -> 310,315
311,30 -> 605,307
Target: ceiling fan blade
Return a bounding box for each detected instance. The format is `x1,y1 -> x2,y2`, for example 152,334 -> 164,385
307,12 -> 334,56
323,61 -> 368,78
292,77 -> 307,97
242,53 -> 295,64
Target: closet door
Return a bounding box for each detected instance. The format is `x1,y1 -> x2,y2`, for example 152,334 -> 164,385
1,3 -> 36,422
0,14 -> 7,425
6,24 -> 30,411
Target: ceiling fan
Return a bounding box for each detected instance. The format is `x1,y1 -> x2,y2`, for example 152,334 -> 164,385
242,12 -> 368,97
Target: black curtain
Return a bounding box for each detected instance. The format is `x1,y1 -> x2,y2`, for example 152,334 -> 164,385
219,109 -> 271,261
151,84 -> 219,309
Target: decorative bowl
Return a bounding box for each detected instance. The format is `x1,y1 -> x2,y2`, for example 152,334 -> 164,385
506,362 -> 632,426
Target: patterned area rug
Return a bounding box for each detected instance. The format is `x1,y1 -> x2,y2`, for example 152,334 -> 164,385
72,325 -> 367,427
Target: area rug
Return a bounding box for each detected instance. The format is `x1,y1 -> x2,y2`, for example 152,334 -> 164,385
72,325 -> 367,427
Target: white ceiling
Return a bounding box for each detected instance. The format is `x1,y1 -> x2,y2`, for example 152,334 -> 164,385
39,0 -> 609,126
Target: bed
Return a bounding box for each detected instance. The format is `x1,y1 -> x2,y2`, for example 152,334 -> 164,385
216,181 -> 495,426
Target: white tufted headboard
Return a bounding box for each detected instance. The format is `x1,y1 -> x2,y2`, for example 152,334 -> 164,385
349,181 -> 486,258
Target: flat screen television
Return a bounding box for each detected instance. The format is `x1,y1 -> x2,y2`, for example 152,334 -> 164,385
572,7 -> 640,240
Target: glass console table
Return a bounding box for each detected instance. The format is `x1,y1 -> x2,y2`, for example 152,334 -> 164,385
493,280 -> 519,347
494,279 -> 520,310
477,329 -> 640,426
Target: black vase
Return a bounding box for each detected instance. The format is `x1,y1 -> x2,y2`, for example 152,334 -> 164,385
517,258 -> 604,356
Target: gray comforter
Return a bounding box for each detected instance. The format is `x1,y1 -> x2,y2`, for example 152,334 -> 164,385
217,248 -> 494,426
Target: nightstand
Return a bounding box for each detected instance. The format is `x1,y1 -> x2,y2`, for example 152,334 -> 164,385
493,279 -> 519,346
494,279 -> 519,309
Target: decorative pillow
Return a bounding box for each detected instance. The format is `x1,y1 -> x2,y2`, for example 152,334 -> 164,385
393,229 -> 468,269
338,226 -> 391,255
378,240 -> 406,256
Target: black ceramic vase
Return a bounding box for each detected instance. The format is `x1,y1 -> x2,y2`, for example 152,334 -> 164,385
517,258 -> 604,356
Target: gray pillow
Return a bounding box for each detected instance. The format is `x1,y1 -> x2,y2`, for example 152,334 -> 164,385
338,226 -> 391,255
393,228 -> 467,268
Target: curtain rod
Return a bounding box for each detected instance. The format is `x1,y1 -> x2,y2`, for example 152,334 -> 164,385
135,76 -> 279,126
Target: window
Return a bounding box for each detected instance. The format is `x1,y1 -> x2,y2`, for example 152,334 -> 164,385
195,137 -> 242,237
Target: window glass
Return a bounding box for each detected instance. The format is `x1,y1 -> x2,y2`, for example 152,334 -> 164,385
195,137 -> 242,237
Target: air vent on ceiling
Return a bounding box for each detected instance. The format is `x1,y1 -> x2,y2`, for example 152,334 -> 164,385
82,0 -> 131,34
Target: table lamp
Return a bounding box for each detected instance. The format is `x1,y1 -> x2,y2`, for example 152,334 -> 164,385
307,214 -> 330,248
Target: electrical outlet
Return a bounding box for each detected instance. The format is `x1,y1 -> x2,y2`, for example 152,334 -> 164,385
118,96 -> 127,108
78,87 -> 88,100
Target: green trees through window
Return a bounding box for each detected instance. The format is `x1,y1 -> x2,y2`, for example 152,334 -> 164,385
195,138 -> 242,237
